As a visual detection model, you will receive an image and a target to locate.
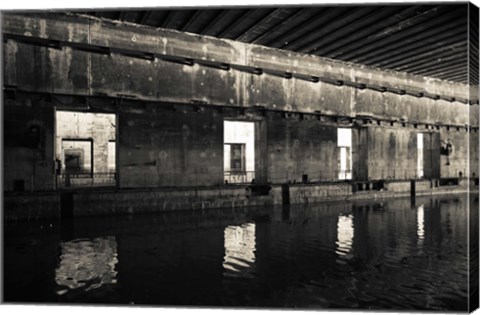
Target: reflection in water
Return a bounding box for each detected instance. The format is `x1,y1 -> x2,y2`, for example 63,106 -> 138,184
336,215 -> 354,258
223,223 -> 256,277
55,236 -> 118,295
4,194 -> 473,310
417,204 -> 425,246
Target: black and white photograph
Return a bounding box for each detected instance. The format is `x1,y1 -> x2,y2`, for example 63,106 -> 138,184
1,0 -> 479,313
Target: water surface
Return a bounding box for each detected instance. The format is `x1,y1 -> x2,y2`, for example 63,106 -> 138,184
4,193 -> 477,311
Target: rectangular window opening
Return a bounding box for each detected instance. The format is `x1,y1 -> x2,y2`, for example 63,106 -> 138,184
417,133 -> 424,179
56,110 -> 116,189
338,128 -> 352,180
224,121 -> 255,184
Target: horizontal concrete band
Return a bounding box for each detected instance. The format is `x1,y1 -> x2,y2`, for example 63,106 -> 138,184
4,89 -> 479,131
4,180 -> 476,221
4,33 -> 478,106
3,13 -> 477,99
4,13 -> 478,128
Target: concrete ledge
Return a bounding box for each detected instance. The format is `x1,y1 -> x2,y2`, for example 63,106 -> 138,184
288,183 -> 353,204
384,180 -> 431,192
4,181 -> 477,221
71,186 -> 274,217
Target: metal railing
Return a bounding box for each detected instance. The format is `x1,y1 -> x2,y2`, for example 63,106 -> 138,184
224,171 -> 255,184
54,167 -> 470,190
268,170 -> 353,184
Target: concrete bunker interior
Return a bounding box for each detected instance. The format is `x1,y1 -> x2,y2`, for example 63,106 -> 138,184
2,9 -> 478,220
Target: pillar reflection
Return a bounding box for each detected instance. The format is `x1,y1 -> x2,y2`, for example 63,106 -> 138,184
417,204 -> 425,247
55,236 -> 118,295
336,215 -> 354,258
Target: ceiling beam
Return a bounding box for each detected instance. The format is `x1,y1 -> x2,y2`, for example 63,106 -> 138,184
181,10 -> 204,32
160,11 -> 175,28
409,59 -> 466,75
199,10 -> 229,35
118,11 -> 127,21
353,20 -> 463,63
417,63 -> 467,77
446,74 -> 468,83
385,40 -> 467,69
433,68 -> 469,80
264,7 -> 339,48
137,11 -> 152,24
395,50 -> 468,72
370,34 -> 467,67
401,52 -> 468,72
365,6 -> 444,41
298,6 -> 401,54
235,8 -> 295,42
330,6 -> 447,58
445,76 -> 468,83
251,8 -> 308,45
217,9 -> 255,38
335,6 -> 464,60
283,7 -> 375,51
316,5 -> 427,56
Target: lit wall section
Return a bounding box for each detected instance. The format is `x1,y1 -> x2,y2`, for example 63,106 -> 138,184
55,111 -> 116,188
224,121 -> 255,183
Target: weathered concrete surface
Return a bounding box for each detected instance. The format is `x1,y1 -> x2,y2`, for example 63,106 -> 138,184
3,13 -> 478,195
289,183 -> 353,204
3,13 -> 476,127
118,104 -> 224,187
440,128 -> 469,178
4,193 -> 60,220
351,127 -> 368,181
364,126 -> 444,180
470,130 -> 479,178
4,181 -> 475,220
366,126 -> 416,180
266,114 -> 339,183
384,180 -> 430,193
4,98 -> 55,192
73,186 -> 273,217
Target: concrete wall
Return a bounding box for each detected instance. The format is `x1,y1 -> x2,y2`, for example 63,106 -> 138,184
118,104 -> 224,187
4,193 -> 60,220
470,131 -> 479,178
4,95 -> 475,192
117,105 -> 344,188
73,187 -> 273,217
365,126 -> 444,181
2,13 -> 478,194
266,114 -> 339,183
2,13 -> 475,127
440,128 -> 469,178
367,126 -> 417,180
4,98 -> 55,192
289,183 -> 353,204
385,180 -> 430,193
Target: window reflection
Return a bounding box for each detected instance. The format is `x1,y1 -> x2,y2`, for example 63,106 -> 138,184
417,204 -> 425,246
336,215 -> 354,257
223,223 -> 256,277
55,236 -> 118,295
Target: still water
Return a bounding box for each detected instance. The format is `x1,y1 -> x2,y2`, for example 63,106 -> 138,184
4,193 -> 477,310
